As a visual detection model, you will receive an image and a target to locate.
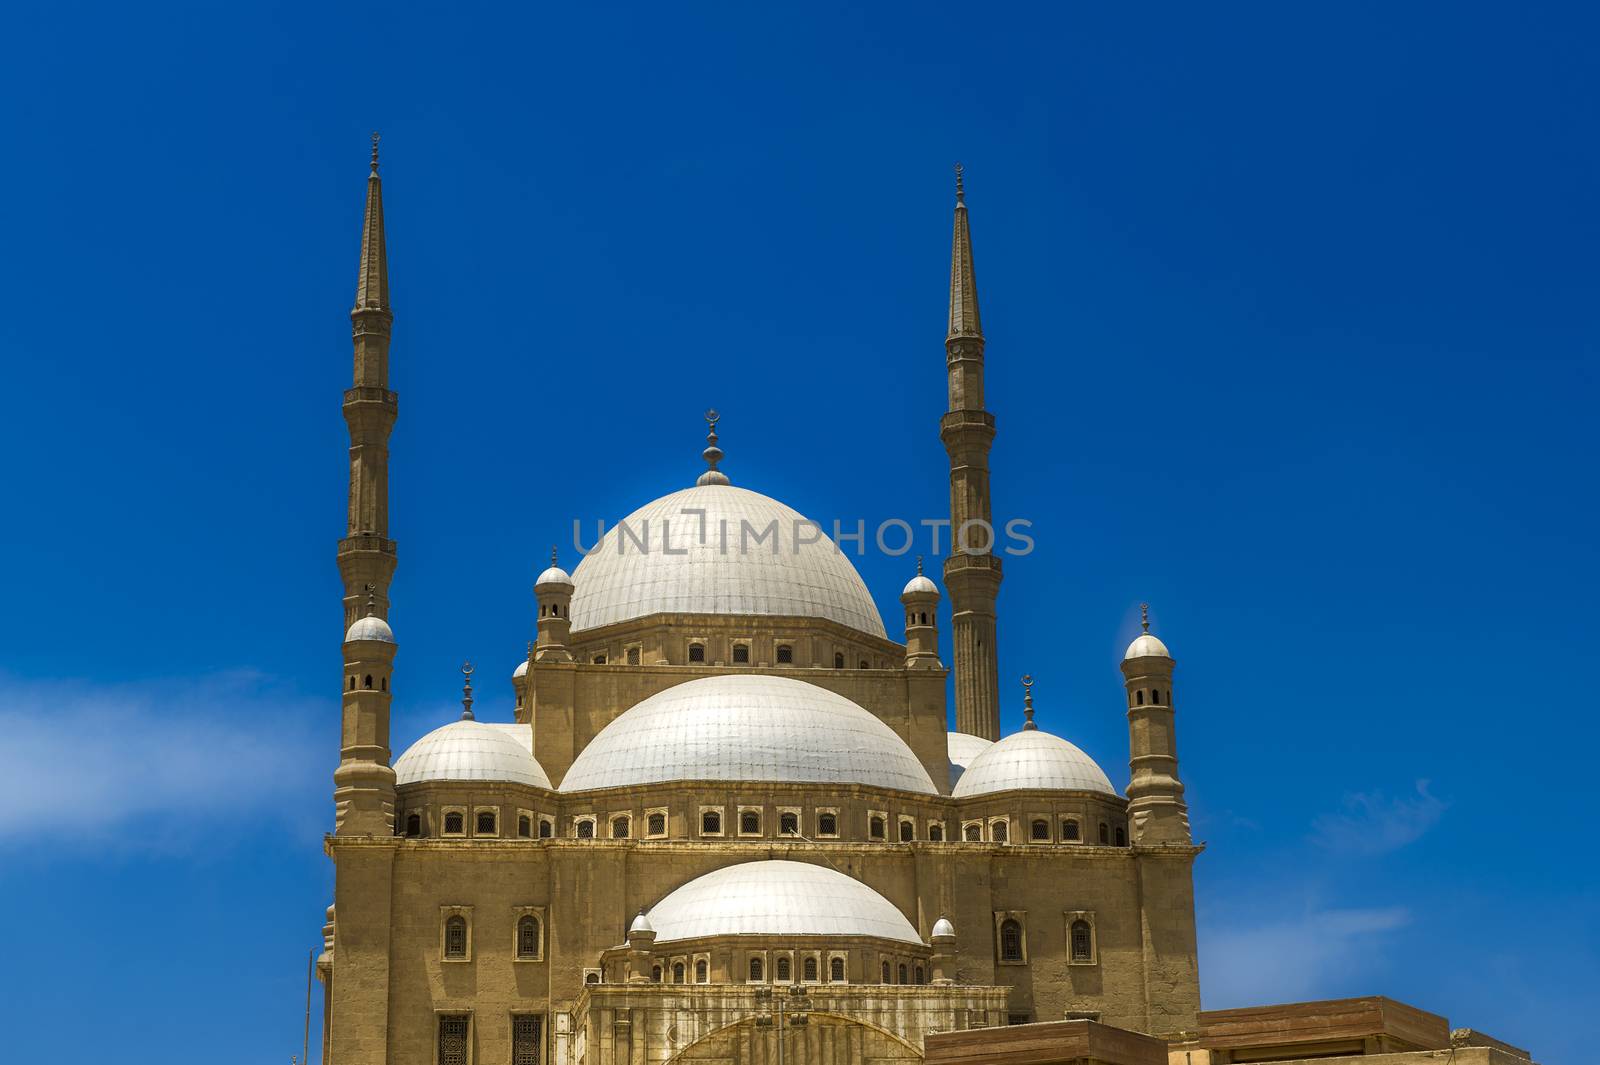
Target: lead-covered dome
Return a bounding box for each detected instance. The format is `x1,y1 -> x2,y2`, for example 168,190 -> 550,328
951,729 -> 1117,798
568,485 -> 885,638
946,731 -> 994,789
560,674 -> 937,794
643,860 -> 922,944
395,719 -> 552,788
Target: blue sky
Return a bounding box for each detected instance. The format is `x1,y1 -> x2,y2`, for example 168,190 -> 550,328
1,2 -> 1596,1062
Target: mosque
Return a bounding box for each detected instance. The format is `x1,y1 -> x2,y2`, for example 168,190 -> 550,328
319,143 -> 1524,1065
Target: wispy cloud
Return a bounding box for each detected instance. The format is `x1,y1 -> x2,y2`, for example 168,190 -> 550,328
1311,780 -> 1446,855
0,670 -> 329,848
1201,905 -> 1412,1008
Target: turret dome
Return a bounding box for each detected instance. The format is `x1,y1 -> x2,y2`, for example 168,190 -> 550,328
1124,633 -> 1171,660
535,564 -> 573,589
395,719 -> 552,788
951,728 -> 1117,798
560,674 -> 936,794
344,615 -> 395,644
901,573 -> 939,598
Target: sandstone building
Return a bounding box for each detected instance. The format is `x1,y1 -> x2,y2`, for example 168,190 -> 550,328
319,142 -> 1201,1065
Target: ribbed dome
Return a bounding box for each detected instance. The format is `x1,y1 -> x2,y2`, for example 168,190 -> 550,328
644,861 -> 922,944
568,485 -> 885,638
395,719 -> 552,788
1124,632 -> 1171,659
535,564 -> 573,588
344,615 -> 395,644
946,731 -> 993,789
901,573 -> 938,598
951,729 -> 1117,798
560,675 -> 937,794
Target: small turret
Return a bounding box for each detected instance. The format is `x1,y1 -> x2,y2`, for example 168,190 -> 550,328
627,909 -> 657,983
1121,604 -> 1190,844
334,586 -> 397,835
534,547 -> 575,662
901,557 -> 942,670
930,916 -> 957,985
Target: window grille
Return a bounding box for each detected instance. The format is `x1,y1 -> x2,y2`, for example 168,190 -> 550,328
1071,919 -> 1093,961
776,644 -> 793,664
444,916 -> 468,959
776,956 -> 791,981
999,919 -> 1023,961
818,812 -> 837,836
702,810 -> 721,834
964,823 -> 982,842
929,823 -> 944,842
830,956 -> 845,981
1031,819 -> 1049,841
518,916 -> 540,958
899,820 -> 914,842
444,811 -> 464,834
1062,819 -> 1080,841
803,956 -> 818,981
749,956 -> 763,981
612,816 -> 630,838
695,959 -> 708,982
688,643 -> 705,663
477,810 -> 496,834
779,812 -> 798,835
406,813 -> 422,837
673,962 -> 685,983
625,646 -> 640,665
897,963 -> 907,984
869,816 -> 886,839
648,812 -> 666,835
512,1015 -> 542,1065
740,811 -> 760,834
991,820 -> 1008,843
575,819 -> 594,839
881,961 -> 891,983
732,644 -> 750,664
439,1015 -> 469,1065
518,815 -> 531,838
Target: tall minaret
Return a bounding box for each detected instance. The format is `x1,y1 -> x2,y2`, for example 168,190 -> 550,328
941,165 -> 1002,739
338,132 -> 399,628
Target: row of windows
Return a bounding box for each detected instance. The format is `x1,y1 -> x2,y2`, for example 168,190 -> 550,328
996,915 -> 1096,964
405,808 -> 1128,847
586,643 -> 878,669
345,673 -> 388,691
442,909 -> 545,963
1130,688 -> 1168,706
437,1014 -> 543,1065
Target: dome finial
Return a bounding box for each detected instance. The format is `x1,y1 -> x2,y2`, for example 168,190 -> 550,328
697,408 -> 730,486
364,582 -> 376,617
1021,674 -> 1037,730
916,555 -> 924,576
370,130 -> 380,175
460,661 -> 475,720
1140,602 -> 1150,633
550,545 -> 558,568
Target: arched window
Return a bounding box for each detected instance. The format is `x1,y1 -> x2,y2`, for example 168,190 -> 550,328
585,971 -> 600,985
538,818 -> 553,839
964,823 -> 982,842
999,919 -> 1023,962
776,956 -> 791,981
881,961 -> 891,984
476,810 -> 496,835
740,810 -> 761,834
1135,690 -> 1144,705
830,956 -> 845,981
869,816 -> 886,839
915,965 -> 925,985
380,676 -> 387,692
803,956 -> 818,981
929,823 -> 944,842
818,812 -> 837,836
1115,826 -> 1127,847
612,816 -> 630,838
647,812 -> 666,836
540,604 -> 547,617
1062,819 -> 1080,841
695,959 -> 708,982
702,810 -> 722,834
1070,919 -> 1093,961
444,916 -> 468,959
444,811 -> 465,835
651,965 -> 662,982
1031,819 -> 1049,841
673,962 -> 686,984
363,674 -> 373,689
748,956 -> 763,982
1151,689 -> 1161,704
776,644 -> 793,664
833,652 -> 845,669
859,659 -> 869,670
688,643 -> 705,663
899,820 -> 914,842
780,811 -> 799,835
991,819 -> 1008,843
348,676 -> 355,690
517,915 -> 540,959
575,819 -> 595,839
897,963 -> 908,984
518,815 -> 532,838
405,813 -> 422,838
1099,822 -> 1110,845
733,644 -> 750,664
919,611 -> 928,625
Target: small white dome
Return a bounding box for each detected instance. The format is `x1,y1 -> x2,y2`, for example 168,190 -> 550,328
568,485 -> 885,638
643,860 -> 922,944
901,574 -> 939,598
513,659 -> 529,678
1124,632 -> 1171,660
946,731 -> 994,789
395,719 -> 552,788
535,564 -> 573,589
930,917 -> 955,939
629,910 -> 655,936
952,729 -> 1117,798
344,615 -> 395,644
561,675 -> 937,794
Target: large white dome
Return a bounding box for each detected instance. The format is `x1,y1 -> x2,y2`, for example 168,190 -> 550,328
568,484 -> 886,638
644,860 -> 922,944
395,719 -> 552,788
951,729 -> 1117,798
559,674 -> 937,794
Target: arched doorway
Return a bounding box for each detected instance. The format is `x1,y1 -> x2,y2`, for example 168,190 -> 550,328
668,1012 -> 924,1065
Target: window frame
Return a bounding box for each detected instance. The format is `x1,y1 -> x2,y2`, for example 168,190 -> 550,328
868,810 -> 888,840
828,952 -> 848,983
440,906 -> 473,963
927,819 -> 945,842
435,1010 -> 473,1065
994,910 -> 1028,966
512,907 -> 545,962
474,806 -> 500,838
516,809 -> 534,839
737,805 -> 764,837
699,805 -> 725,837
816,808 -> 840,838
644,807 -> 669,838
572,815 -> 597,839
898,815 -> 917,842
610,813 -> 631,839
962,820 -> 984,843
989,817 -> 1010,844
1065,910 -> 1098,965
442,805 -> 468,838
509,1012 -> 542,1065
777,806 -> 801,837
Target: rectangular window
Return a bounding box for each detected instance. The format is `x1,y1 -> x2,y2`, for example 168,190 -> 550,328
625,646 -> 640,665
513,1014 -> 542,1065
438,1015 -> 470,1065
732,643 -> 750,664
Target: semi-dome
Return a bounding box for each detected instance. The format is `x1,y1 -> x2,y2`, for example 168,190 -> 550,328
946,731 -> 993,789
1124,632 -> 1171,659
951,729 -> 1117,798
395,719 -> 552,788
568,485 -> 885,638
560,674 -> 937,794
643,860 -> 922,944
344,615 -> 395,644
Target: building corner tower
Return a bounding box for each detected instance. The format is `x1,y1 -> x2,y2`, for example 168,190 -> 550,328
941,166 -> 1003,739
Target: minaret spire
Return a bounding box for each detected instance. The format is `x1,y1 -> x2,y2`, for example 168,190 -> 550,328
940,166 -> 1003,739
338,134 -> 399,628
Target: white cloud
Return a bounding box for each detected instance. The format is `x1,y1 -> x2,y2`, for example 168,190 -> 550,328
0,669 -> 329,846
1200,905 -> 1411,1008
1311,780 -> 1446,855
